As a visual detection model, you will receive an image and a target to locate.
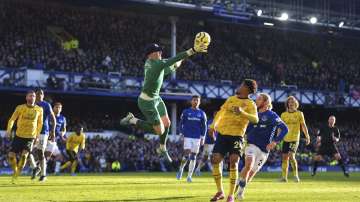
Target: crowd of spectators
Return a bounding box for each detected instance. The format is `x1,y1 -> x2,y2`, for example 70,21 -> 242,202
1,0 -> 360,94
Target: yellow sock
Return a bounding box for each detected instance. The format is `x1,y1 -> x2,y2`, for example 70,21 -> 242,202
212,163 -> 223,193
290,158 -> 298,177
71,161 -> 78,174
17,155 -> 27,176
9,156 -> 18,177
61,161 -> 72,170
281,158 -> 289,179
228,168 -> 238,197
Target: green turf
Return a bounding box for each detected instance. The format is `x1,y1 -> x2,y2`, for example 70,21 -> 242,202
0,172 -> 359,202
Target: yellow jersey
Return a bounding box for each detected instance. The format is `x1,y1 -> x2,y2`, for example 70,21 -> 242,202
210,96 -> 258,136
66,132 -> 86,153
281,111 -> 305,142
7,104 -> 43,139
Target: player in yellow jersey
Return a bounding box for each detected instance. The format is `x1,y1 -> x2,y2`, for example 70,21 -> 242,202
6,90 -> 43,184
280,96 -> 310,182
209,79 -> 259,202
60,125 -> 85,176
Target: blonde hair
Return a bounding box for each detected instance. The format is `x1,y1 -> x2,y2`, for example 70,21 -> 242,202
259,93 -> 273,110
285,96 -> 299,111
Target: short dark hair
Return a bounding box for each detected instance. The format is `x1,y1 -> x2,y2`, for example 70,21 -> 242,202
54,102 -> 62,107
26,90 -> 35,95
35,88 -> 44,93
192,95 -> 201,99
243,79 -> 257,94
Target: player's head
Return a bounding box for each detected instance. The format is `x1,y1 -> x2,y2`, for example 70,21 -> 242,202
75,124 -> 83,135
256,93 -> 272,110
35,88 -> 44,101
26,90 -> 36,105
328,115 -> 336,127
236,79 -> 257,97
285,96 -> 299,112
53,102 -> 63,115
145,43 -> 163,60
191,95 -> 201,109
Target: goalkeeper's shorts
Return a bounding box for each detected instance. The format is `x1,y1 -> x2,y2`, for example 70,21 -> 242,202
137,94 -> 168,125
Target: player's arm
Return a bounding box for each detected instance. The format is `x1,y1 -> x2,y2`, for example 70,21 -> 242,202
80,135 -> 86,151
164,60 -> 183,76
179,110 -> 186,136
6,106 -> 20,138
48,104 -> 57,141
36,108 -> 44,138
299,112 -> 310,145
232,102 -> 259,123
61,118 -> 67,139
267,117 -> 288,151
200,112 -> 208,145
316,129 -> 321,147
333,128 -> 340,143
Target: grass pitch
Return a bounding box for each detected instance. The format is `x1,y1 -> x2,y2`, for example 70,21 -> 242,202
0,172 -> 359,202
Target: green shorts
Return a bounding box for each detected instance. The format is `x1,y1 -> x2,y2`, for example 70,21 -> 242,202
137,96 -> 168,125
10,136 -> 34,153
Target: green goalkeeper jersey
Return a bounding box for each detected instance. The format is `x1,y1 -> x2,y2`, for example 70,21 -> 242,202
141,51 -> 190,98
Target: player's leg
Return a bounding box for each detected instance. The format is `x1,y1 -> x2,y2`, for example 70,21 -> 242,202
157,98 -> 173,162
121,98 -> 162,135
281,141 -> 290,182
8,151 -> 18,183
289,151 -> 299,182
210,153 -> 225,201
187,139 -> 201,182
311,154 -> 323,176
177,142 -> 191,180
17,149 -> 30,176
37,134 -> 49,181
334,152 -> 349,177
195,144 -> 212,175
236,145 -> 257,200
61,150 -> 74,171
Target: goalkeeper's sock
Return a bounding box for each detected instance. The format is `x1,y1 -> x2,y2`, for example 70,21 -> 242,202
290,158 -> 299,177
228,167 -> 238,197
135,120 -> 155,134
281,158 -> 289,180
338,159 -> 346,174
71,160 -> 78,174
187,154 -> 196,178
212,163 -> 224,193
160,127 -> 169,146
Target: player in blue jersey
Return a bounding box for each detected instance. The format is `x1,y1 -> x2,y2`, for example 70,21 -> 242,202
176,95 -> 207,182
45,102 -> 67,174
31,89 -> 56,182
236,93 -> 288,200
195,111 -> 218,176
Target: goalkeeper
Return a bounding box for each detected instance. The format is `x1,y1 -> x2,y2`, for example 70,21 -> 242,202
121,32 -> 211,162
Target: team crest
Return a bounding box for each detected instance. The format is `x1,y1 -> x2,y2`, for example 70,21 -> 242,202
261,115 -> 268,122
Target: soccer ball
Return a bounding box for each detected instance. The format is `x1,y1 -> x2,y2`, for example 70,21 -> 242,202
195,32 -> 211,47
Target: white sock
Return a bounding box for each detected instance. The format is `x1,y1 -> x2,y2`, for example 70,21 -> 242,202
188,159 -> 196,178
196,160 -> 204,172
55,161 -> 61,173
129,117 -> 138,125
41,159 -> 47,176
160,144 -> 166,151
29,154 -> 37,169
